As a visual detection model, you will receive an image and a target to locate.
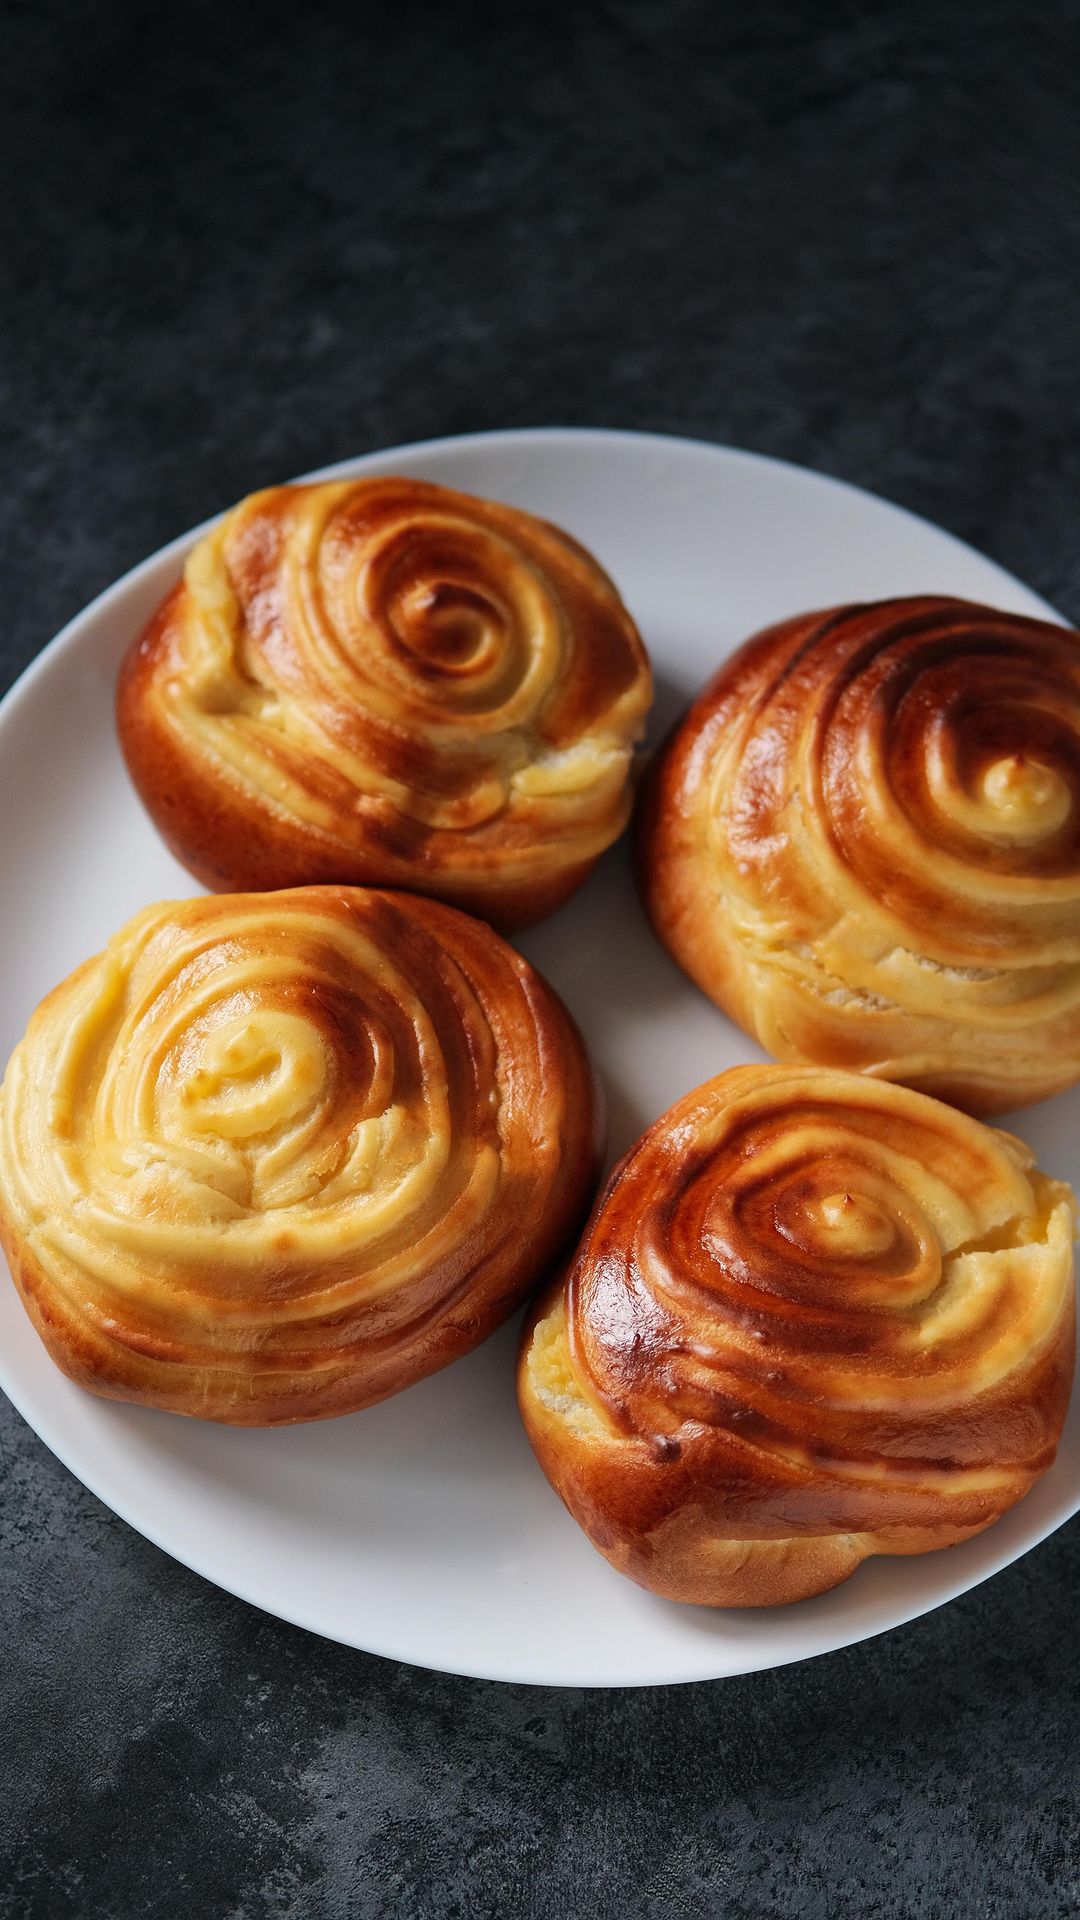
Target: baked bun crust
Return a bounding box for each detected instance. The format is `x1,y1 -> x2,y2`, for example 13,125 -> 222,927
0,888 -> 601,1424
639,596 -> 1080,1113
518,1064 -> 1075,1607
118,477 -> 652,929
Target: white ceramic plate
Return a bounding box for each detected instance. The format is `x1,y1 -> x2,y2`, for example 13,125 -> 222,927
1,428 -> 1076,1687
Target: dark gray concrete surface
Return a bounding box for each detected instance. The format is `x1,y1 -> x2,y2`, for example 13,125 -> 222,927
3,2 -> 1080,1914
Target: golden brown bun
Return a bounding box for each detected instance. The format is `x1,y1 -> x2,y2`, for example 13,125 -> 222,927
117,477 -> 652,930
0,888 -> 601,1424
638,596 -> 1080,1113
518,1064 -> 1075,1607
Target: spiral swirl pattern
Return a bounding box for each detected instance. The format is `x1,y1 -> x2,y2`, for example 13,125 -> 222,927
518,1066 -> 1075,1606
639,596 -> 1080,1111
118,478 -> 652,928
0,888 -> 600,1423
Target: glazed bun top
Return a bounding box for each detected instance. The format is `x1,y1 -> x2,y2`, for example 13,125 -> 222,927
706,596 -> 1080,965
639,596 -> 1080,1110
565,1064 -> 1073,1496
0,887 -> 600,1422
118,477 -> 652,927
519,1062 -> 1075,1606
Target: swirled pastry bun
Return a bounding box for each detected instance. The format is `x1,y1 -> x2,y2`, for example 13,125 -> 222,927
639,597 -> 1080,1113
117,477 -> 652,929
518,1065 -> 1075,1607
0,888 -> 601,1424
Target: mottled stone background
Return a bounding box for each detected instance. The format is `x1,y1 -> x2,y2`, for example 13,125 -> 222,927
3,2 -> 1080,1914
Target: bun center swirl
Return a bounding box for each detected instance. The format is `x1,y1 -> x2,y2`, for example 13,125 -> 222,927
170,1011 -> 330,1140
343,511 -> 562,722
973,753 -> 1072,838
799,1189 -> 897,1256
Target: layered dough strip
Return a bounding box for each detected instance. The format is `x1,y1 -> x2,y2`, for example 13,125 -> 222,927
639,596 -> 1080,1111
0,888 -> 601,1423
519,1065 -> 1075,1606
118,478 -> 653,928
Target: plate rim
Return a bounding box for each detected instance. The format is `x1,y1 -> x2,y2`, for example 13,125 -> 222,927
0,423 -> 1071,1688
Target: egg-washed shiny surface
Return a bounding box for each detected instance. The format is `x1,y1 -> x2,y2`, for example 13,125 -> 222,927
518,1065 -> 1075,1607
0,888 -> 601,1424
638,596 -> 1080,1112
117,478 -> 653,929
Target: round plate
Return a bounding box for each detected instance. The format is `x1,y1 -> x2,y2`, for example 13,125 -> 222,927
1,428 -> 1075,1687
